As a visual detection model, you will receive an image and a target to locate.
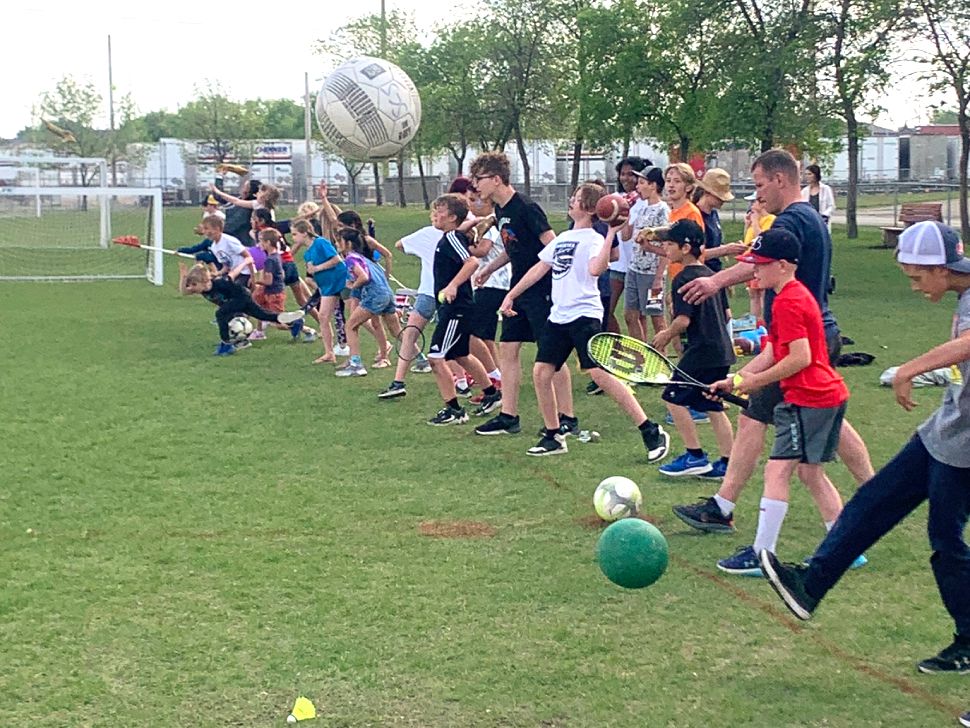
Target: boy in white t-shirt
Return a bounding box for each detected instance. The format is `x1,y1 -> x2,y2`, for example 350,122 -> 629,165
377,224 -> 439,398
623,166 -> 670,343
500,183 -> 670,459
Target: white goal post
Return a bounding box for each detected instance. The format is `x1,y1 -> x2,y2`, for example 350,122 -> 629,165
0,186 -> 165,285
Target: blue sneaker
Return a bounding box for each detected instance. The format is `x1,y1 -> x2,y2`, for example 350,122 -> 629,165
697,459 -> 728,480
717,545 -> 763,576
659,451 -> 713,477
214,342 -> 236,356
665,408 -> 711,425
803,553 -> 868,570
289,319 -> 305,340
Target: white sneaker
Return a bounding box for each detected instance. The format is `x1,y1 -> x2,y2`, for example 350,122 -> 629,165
334,344 -> 350,357
336,363 -> 367,377
302,329 -> 318,343
278,310 -> 306,325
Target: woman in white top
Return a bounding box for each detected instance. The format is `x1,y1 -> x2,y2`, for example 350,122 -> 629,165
801,164 -> 835,230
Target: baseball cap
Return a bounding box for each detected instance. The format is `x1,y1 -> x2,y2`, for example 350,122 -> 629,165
896,221 -> 970,273
201,194 -> 220,207
658,219 -> 705,247
737,227 -> 801,265
631,166 -> 664,185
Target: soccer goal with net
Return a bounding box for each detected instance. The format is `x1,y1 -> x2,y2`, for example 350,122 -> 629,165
0,186 -> 164,285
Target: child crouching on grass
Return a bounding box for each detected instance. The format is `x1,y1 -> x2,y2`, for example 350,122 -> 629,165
761,221 -> 970,691
178,262 -> 305,356
500,183 -> 669,459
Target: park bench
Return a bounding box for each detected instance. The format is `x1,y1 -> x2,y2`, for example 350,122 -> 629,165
881,202 -> 943,247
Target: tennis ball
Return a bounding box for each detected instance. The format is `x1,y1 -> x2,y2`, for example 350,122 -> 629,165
733,373 -> 744,389
437,291 -> 446,304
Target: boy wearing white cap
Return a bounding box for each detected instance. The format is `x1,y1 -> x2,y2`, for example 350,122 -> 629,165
761,221 -> 970,678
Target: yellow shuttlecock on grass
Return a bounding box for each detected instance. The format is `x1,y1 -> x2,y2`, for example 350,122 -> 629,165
286,696 -> 316,723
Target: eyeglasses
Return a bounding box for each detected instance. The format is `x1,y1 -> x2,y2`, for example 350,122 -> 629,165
473,174 -> 494,182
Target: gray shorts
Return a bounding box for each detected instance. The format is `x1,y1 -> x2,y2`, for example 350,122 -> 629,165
624,271 -> 656,313
770,401 -> 847,464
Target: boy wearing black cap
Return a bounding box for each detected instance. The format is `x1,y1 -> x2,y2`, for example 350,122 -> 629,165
762,221 -> 970,682
713,227 -> 851,575
652,219 -> 735,479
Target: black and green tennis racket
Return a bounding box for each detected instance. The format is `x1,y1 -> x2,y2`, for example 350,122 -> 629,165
587,332 -> 748,408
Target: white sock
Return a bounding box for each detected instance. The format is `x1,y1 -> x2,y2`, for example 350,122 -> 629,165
488,369 -> 501,381
753,498 -> 789,554
824,520 -> 835,532
713,494 -> 735,517
455,377 -> 468,389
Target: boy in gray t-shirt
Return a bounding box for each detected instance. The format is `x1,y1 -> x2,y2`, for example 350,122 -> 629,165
759,221 -> 970,678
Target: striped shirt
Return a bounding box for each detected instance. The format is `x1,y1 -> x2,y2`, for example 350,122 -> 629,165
433,230 -> 474,311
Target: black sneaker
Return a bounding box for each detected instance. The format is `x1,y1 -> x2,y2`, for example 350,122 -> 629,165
427,405 -> 469,426
672,497 -> 735,533
917,636 -> 970,674
586,380 -> 604,396
960,711 -> 970,727
536,414 -> 581,437
559,414 -> 580,437
640,422 -> 670,463
377,381 -> 407,399
527,432 -> 568,457
475,412 -> 521,435
759,550 -> 818,621
473,390 -> 503,416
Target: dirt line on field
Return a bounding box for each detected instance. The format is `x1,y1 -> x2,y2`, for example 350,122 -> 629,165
670,553 -> 965,717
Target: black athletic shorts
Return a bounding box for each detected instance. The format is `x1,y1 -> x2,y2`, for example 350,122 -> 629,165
535,317 -> 601,371
470,287 -> 506,341
500,293 -> 552,344
428,305 -> 471,361
661,365 -> 730,413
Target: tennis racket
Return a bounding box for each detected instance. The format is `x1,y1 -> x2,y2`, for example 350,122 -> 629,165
587,332 -> 748,408
394,324 -> 426,362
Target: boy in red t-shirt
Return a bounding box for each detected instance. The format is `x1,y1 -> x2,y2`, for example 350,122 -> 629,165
712,228 -> 854,575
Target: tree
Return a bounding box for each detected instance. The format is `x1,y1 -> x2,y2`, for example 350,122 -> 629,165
174,83 -> 261,164
35,76 -> 107,185
480,0 -> 566,195
912,0 -> 970,239
931,108 -> 960,123
817,0 -> 901,238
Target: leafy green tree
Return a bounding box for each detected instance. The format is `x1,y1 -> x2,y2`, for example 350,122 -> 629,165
817,0 -> 901,237
911,0 -> 970,239
35,76 -> 107,184
173,82 -> 261,164
931,108 -> 960,123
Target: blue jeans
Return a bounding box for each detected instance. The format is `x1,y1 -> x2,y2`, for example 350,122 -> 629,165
805,434 -> 970,635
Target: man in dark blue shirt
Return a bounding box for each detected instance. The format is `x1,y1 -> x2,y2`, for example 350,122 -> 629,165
671,149 -> 875,555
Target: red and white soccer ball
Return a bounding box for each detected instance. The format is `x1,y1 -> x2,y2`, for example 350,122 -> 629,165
595,193 -> 631,225
316,56 -> 422,162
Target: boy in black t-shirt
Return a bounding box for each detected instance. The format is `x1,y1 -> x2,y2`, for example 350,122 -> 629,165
178,261 -> 305,356
470,151 -> 574,436
652,220 -> 736,479
426,194 -> 502,426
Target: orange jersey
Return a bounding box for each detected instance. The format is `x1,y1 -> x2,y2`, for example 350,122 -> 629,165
667,201 -> 705,281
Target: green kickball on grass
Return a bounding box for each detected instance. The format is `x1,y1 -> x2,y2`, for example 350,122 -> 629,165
597,518 -> 669,589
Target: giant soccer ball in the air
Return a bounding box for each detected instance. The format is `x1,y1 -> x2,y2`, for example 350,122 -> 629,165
315,57 -> 422,161
593,476 -> 643,522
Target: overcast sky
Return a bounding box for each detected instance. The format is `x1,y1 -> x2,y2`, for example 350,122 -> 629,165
5,0 -> 953,140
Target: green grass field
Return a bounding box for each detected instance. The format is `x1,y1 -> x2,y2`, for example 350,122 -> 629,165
2,207 -> 967,727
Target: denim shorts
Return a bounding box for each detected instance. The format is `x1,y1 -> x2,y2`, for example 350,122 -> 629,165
360,288 -> 396,315
413,293 -> 436,321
